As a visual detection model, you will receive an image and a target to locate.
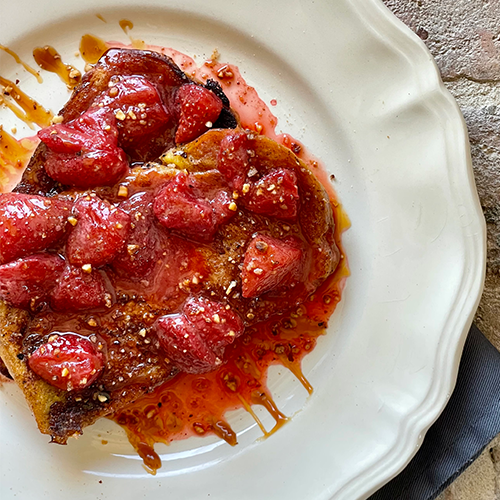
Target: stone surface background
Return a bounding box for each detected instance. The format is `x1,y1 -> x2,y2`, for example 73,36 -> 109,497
383,1 -> 500,498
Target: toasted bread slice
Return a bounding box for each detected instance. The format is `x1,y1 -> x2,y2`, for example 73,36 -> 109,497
0,50 -> 338,445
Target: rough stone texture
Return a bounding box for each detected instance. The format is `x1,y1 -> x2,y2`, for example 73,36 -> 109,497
383,0 -> 500,497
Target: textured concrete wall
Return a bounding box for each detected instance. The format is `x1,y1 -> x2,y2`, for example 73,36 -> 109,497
383,1 -> 500,498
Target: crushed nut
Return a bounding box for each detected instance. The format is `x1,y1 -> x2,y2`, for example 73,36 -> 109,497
117,185 -> 128,197
82,264 -> 92,273
115,109 -> 126,121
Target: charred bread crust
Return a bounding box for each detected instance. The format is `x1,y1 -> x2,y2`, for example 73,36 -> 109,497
0,299 -> 178,443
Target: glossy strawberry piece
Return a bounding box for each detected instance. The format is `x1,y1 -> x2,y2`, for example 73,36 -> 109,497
51,265 -> 112,312
0,193 -> 70,265
112,191 -> 161,278
29,333 -> 104,391
153,172 -> 234,241
39,108 -> 129,188
242,168 -> 299,221
241,234 -> 304,298
0,254 -> 65,309
183,297 -> 244,354
217,132 -> 250,191
66,196 -> 130,267
97,76 -> 170,144
175,84 -> 222,144
154,297 -> 243,374
155,314 -> 219,374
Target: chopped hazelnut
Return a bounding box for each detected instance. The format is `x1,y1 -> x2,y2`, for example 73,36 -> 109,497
115,109 -> 126,121
117,185 -> 129,197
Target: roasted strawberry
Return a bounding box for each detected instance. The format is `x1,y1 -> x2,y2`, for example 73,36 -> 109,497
0,254 -> 65,309
242,168 -> 299,221
39,108 -> 129,188
29,333 -> 104,391
96,76 -> 170,144
66,196 -> 130,267
241,234 -> 304,298
155,314 -> 219,374
0,193 -> 71,265
51,265 -> 112,312
153,172 -> 234,241
112,191 -> 161,278
217,132 -> 250,190
183,296 -> 244,354
154,297 -> 243,374
175,84 -> 222,144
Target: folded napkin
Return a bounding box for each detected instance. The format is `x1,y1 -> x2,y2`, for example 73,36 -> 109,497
369,324 -> 500,500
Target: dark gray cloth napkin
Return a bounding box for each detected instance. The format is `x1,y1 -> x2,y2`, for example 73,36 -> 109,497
369,324 -> 500,500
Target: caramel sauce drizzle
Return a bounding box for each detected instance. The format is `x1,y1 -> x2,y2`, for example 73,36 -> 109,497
0,45 -> 42,83
0,76 -> 53,128
79,34 -> 109,65
96,14 -> 107,23
32,46 -> 82,89
119,19 -> 146,50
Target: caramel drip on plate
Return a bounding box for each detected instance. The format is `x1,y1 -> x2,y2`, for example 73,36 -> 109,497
0,76 -> 53,128
277,354 -> 314,395
0,45 -> 42,83
119,19 -> 134,32
32,46 -> 82,89
79,34 -> 109,65
207,416 -> 238,446
96,13 -> 107,23
119,19 -> 146,50
250,391 -> 290,437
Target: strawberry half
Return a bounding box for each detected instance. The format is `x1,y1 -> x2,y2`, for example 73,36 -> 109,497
50,265 -> 112,312
0,254 -> 65,309
153,172 -> 234,242
0,193 -> 71,265
112,191 -> 161,278
66,196 -> 130,267
154,297 -> 244,374
29,333 -> 104,391
183,296 -> 244,354
242,168 -> 299,221
39,107 -> 129,188
241,234 -> 304,298
155,314 -> 219,374
217,132 -> 250,191
175,84 -> 222,144
96,76 -> 171,145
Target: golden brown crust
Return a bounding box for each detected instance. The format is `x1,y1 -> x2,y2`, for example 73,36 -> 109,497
0,299 -> 177,443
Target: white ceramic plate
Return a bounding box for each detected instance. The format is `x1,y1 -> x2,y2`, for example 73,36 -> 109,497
0,0 -> 486,498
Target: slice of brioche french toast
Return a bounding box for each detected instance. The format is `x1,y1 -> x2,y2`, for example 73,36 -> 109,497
0,48 -> 339,445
